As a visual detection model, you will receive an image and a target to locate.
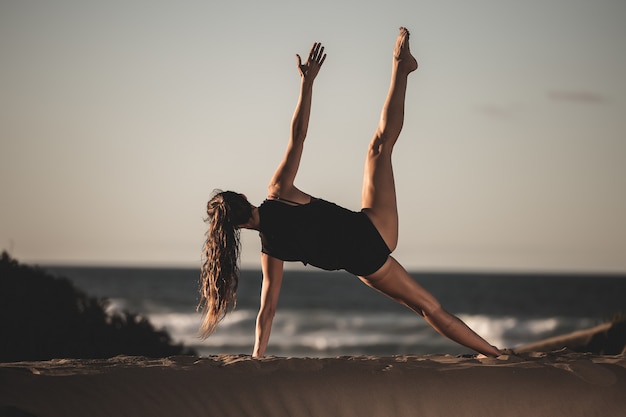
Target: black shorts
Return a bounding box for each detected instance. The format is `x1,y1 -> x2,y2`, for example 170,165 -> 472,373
340,211 -> 391,276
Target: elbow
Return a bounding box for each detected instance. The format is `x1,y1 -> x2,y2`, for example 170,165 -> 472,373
291,130 -> 306,144
257,305 -> 276,324
291,121 -> 308,143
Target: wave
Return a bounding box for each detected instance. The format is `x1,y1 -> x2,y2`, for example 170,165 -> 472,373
140,308 -> 601,357
52,267 -> 622,357
459,314 -> 597,350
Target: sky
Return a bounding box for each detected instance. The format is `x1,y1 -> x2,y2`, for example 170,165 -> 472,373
1,0 -> 625,273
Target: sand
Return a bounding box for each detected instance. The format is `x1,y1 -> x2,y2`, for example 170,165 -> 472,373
1,349 -> 625,417
2,321 -> 626,417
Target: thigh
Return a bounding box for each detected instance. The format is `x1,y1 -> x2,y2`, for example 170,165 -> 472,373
359,257 -> 440,316
361,136 -> 398,251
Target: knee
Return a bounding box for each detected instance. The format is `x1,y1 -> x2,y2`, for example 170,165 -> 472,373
418,297 -> 443,319
368,133 -> 394,157
367,136 -> 384,157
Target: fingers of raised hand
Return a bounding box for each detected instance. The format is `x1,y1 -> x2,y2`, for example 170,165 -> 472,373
308,42 -> 326,66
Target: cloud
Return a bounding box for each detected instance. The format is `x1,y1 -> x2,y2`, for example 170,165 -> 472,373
547,90 -> 607,104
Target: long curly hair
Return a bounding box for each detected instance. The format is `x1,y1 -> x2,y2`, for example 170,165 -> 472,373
198,190 -> 252,339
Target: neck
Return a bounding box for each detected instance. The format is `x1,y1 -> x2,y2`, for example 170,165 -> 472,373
240,207 -> 260,230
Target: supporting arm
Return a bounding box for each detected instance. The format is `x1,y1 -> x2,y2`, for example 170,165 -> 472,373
253,254 -> 284,358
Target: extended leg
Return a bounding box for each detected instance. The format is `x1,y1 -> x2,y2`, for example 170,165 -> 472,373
360,258 -> 502,357
361,27 -> 418,251
360,29 -> 500,358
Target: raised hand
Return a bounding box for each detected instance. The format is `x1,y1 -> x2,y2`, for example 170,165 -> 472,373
296,42 -> 326,81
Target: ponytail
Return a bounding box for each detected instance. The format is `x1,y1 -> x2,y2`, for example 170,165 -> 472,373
198,191 -> 252,339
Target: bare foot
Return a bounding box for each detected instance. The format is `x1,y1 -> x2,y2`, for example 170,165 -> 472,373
394,27 -> 418,73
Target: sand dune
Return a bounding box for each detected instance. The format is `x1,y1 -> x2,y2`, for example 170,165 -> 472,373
3,321 -> 626,416
2,350 -> 625,417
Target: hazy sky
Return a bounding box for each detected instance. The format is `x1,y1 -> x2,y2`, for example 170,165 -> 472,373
1,0 -> 625,272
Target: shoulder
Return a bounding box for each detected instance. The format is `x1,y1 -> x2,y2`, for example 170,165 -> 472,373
266,185 -> 312,206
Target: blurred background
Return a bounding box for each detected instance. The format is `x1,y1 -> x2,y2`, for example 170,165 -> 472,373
2,0 -> 625,272
1,1 -> 625,359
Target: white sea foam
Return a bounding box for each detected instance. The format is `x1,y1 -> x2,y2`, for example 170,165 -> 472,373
104,298 -> 128,315
52,266 -> 621,357
459,314 -> 598,349
147,308 -> 602,357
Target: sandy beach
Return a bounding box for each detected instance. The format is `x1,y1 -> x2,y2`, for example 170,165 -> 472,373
1,348 -> 625,417
2,317 -> 626,417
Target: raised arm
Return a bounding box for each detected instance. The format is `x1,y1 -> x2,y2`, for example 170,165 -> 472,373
268,42 -> 326,203
253,253 -> 284,357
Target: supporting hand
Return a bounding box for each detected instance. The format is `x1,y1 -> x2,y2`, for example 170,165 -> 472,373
296,42 -> 326,81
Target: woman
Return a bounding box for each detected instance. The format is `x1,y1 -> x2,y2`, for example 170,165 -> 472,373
200,28 -> 502,358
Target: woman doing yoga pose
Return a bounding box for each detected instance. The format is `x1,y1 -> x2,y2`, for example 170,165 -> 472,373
200,28 -> 502,358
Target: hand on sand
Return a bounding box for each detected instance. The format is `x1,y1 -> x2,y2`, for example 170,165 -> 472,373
394,27 -> 418,74
296,42 -> 326,81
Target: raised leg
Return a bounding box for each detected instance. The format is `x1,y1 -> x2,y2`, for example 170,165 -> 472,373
359,29 -> 501,358
360,257 -> 502,357
361,27 -> 418,251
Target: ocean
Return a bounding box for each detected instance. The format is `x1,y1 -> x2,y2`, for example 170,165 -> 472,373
44,266 -> 626,357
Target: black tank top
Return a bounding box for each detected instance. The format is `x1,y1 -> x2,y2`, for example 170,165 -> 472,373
258,199 -> 390,275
